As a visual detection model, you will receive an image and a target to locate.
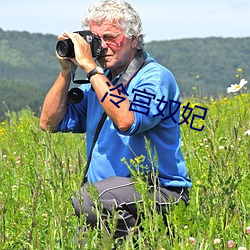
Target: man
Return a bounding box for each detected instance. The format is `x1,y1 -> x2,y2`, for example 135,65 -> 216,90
40,0 -> 192,241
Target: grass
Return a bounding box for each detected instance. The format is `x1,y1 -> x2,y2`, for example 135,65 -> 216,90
0,93 -> 249,249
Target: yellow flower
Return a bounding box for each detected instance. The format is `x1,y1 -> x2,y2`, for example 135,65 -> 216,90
130,159 -> 135,165
237,67 -> 243,73
135,157 -> 141,164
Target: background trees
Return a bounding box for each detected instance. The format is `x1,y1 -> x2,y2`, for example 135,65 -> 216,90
0,28 -> 249,120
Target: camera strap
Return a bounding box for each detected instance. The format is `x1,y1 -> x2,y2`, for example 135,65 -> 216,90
81,50 -> 150,186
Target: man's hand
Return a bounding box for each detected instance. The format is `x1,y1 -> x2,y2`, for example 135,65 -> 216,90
62,31 -> 96,73
56,33 -> 79,71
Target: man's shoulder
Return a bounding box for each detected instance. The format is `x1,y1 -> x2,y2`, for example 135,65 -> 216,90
140,56 -> 175,81
144,52 -> 172,72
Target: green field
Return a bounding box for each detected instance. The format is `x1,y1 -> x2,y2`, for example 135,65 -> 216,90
0,91 -> 249,249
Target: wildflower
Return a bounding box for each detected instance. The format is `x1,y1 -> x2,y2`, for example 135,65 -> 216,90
214,238 -> 221,244
243,130 -> 250,136
238,247 -> 246,250
20,207 -> 25,214
218,145 -> 224,150
246,226 -> 250,235
228,240 -> 235,248
227,79 -> 248,93
12,185 -> 17,192
130,159 -> 135,165
196,180 -> 202,185
135,157 -> 141,164
42,213 -> 48,221
237,67 -> 243,73
189,237 -> 196,246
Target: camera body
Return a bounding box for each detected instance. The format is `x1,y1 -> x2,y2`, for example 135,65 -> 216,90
56,30 -> 102,58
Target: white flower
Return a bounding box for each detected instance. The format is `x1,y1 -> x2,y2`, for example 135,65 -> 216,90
218,145 -> 224,150
214,238 -> 221,244
238,247 -> 246,250
20,207 -> 25,214
227,79 -> 248,93
244,130 -> 250,136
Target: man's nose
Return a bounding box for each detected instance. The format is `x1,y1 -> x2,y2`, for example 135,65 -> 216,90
101,38 -> 108,49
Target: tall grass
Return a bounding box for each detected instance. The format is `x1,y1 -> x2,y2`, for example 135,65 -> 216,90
0,93 -> 249,249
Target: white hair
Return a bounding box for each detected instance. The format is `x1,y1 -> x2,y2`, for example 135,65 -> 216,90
82,0 -> 145,49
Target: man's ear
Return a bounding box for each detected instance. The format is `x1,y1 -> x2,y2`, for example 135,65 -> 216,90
131,36 -> 139,49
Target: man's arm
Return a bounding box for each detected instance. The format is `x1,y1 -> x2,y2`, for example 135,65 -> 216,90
62,31 -> 135,132
40,42 -> 74,133
40,68 -> 71,132
40,31 -> 135,133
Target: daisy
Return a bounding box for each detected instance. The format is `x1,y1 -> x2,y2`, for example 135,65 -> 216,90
244,130 -> 250,136
227,79 -> 248,93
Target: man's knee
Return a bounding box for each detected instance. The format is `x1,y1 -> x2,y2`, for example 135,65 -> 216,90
72,187 -> 97,225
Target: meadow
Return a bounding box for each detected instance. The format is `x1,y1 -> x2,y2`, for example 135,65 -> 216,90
0,89 -> 249,249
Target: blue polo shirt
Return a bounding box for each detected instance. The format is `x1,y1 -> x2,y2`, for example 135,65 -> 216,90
58,52 -> 192,188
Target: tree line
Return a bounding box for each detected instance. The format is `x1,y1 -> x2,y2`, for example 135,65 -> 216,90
0,28 -> 249,121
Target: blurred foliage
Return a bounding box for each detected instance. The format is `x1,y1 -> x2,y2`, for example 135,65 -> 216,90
0,80 -> 46,120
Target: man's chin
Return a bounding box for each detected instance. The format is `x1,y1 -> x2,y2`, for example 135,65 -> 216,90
98,59 -> 113,70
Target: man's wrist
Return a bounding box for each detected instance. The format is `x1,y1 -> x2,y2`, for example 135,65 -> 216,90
87,66 -> 104,80
60,68 -> 71,79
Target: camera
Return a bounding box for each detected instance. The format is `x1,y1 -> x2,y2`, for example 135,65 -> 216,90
56,30 -> 102,58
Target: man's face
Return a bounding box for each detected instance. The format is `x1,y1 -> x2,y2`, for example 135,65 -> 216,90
89,20 -> 137,72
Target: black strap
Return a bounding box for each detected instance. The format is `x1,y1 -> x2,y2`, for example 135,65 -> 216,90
114,49 -> 147,88
81,50 -> 150,186
81,112 -> 107,186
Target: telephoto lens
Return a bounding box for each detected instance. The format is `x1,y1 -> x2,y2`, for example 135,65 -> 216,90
56,39 -> 75,58
56,31 -> 102,59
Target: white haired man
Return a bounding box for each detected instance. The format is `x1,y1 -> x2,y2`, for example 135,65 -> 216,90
40,0 -> 192,243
